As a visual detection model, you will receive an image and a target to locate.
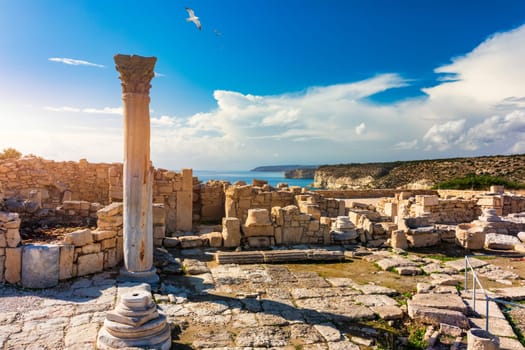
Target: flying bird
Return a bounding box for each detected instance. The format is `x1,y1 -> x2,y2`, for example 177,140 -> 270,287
185,7 -> 202,30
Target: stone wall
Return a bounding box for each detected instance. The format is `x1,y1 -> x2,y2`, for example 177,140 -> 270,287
0,157 -> 113,208
272,205 -> 329,245
0,158 -> 195,233
312,189 -> 437,199
225,185 -> 297,223
200,180 -> 227,223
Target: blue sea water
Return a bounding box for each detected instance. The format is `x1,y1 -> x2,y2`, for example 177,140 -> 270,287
194,170 -> 314,188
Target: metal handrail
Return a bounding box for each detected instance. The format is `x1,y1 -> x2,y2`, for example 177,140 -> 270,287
464,255 -> 525,333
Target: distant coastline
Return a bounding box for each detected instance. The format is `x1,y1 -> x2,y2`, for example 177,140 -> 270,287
250,165 -> 318,172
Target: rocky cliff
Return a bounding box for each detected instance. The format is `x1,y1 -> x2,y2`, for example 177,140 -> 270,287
314,155 -> 525,189
284,168 -> 316,179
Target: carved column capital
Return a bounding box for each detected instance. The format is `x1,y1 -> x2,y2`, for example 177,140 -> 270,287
114,54 -> 157,94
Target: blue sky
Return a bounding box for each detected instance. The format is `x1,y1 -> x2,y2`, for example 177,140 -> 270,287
1,1 -> 525,170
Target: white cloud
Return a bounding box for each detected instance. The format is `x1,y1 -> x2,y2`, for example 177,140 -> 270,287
154,72 -> 165,77
394,139 -> 418,150
355,122 -> 366,135
48,57 -> 105,68
423,120 -> 465,151
20,24 -> 525,170
151,115 -> 182,127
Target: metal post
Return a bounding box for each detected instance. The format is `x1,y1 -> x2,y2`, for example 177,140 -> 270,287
485,297 -> 490,332
473,274 -> 477,312
464,256 -> 468,293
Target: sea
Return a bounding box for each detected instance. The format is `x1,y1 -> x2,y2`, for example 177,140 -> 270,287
194,170 -> 314,188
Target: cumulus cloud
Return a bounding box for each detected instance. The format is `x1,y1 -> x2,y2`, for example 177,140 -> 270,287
26,24 -> 525,169
151,115 -> 183,127
48,57 -> 105,68
394,139 -> 418,150
354,122 -> 366,135
423,120 -> 466,151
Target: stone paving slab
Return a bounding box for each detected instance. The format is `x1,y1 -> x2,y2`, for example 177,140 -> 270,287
444,257 -> 490,272
464,299 -> 506,319
469,317 -> 517,338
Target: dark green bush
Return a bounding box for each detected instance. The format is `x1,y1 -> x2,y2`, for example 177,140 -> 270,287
432,174 -> 525,190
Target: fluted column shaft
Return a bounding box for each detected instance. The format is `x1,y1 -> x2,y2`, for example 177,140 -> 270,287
114,54 -> 157,283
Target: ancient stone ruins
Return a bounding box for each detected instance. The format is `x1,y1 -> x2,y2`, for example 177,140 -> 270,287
1,55 -> 525,349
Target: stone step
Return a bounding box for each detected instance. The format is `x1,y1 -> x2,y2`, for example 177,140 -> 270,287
215,249 -> 345,265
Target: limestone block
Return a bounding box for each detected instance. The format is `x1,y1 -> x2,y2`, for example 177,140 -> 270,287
101,238 -> 117,250
247,236 -> 271,248
22,244 -> 59,288
203,232 -> 223,248
5,247 -> 22,284
77,252 -> 104,276
485,233 -> 520,250
116,236 -> 124,262
243,225 -> 274,237
59,244 -> 75,280
6,228 -> 20,247
518,231 -> 525,243
406,230 -> 440,248
153,226 -> 165,239
163,237 -> 180,248
303,204 -> 321,220
81,243 -> 101,254
104,248 -> 118,269
244,208 -> 271,226
477,196 -> 502,207
152,204 -> 166,226
178,236 -> 203,249
97,202 -> 123,217
0,255 -> 4,281
391,230 -> 408,249
92,230 -> 117,241
65,229 -> 93,247
97,215 -> 123,229
0,232 -> 6,248
282,227 -> 303,244
417,195 -> 439,207
455,223 -> 486,250
4,217 -> 21,229
222,217 -> 241,248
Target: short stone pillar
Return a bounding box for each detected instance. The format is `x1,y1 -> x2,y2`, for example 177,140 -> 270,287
330,216 -> 358,242
222,217 -> 241,248
97,284 -> 171,349
391,230 -> 408,250
114,54 -> 158,284
243,209 -> 273,237
467,329 -> 499,350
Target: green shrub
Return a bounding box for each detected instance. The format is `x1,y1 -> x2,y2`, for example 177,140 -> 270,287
432,174 -> 525,190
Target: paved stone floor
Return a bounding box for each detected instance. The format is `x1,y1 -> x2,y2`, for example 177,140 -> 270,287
1,249 -> 525,349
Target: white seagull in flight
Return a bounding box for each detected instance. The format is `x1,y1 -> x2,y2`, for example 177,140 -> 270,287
185,7 -> 202,30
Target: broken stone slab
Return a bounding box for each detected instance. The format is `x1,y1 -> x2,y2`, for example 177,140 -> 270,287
263,250 -> 307,263
306,249 -> 345,262
430,273 -> 461,286
395,266 -> 423,275
215,251 -> 265,264
182,258 -> 210,275
491,286 -> 525,301
407,304 -> 469,329
469,317 -> 516,338
21,244 -> 59,288
64,228 -> 93,247
375,257 -> 418,271
421,262 -> 458,275
410,293 -> 468,314
485,233 -> 520,250
464,299 -> 506,320
353,294 -> 398,307
178,235 -> 204,249
445,257 -> 489,272
353,283 -> 397,296
371,305 -> 404,320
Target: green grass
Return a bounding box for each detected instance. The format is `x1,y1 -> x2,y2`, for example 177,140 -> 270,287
406,325 -> 428,349
432,174 -> 525,190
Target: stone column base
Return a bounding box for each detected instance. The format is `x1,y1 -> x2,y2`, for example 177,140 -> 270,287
118,267 -> 159,285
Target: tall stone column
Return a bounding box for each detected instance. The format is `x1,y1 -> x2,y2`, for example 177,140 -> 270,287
114,54 -> 158,284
